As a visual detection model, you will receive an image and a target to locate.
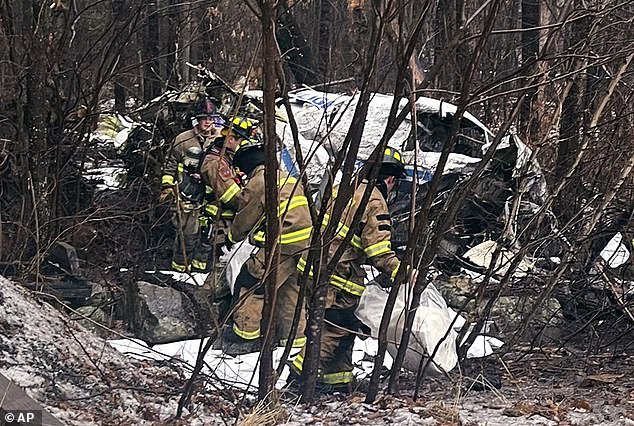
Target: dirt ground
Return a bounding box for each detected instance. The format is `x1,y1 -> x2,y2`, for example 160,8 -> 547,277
284,351 -> 634,425
429,350 -> 634,425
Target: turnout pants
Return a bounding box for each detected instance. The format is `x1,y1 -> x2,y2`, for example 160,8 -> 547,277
232,247 -> 306,347
291,286 -> 359,387
170,201 -> 210,272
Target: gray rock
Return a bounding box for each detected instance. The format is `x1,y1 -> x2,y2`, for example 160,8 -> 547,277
435,274 -> 477,311
72,305 -> 114,339
47,241 -> 81,276
488,295 -> 564,341
131,281 -> 198,344
90,282 -> 111,306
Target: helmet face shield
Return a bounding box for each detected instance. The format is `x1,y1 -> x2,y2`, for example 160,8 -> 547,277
206,115 -> 225,126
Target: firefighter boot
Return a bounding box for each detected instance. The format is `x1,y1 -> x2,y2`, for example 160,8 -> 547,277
215,324 -> 261,356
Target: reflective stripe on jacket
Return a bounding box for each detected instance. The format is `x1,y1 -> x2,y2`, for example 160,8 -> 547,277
228,166 -> 312,252
162,128 -> 217,192
200,147 -> 242,220
299,181 -> 400,297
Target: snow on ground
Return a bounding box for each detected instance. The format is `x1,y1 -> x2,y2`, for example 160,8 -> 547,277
0,276 -> 228,425
108,336 -> 387,391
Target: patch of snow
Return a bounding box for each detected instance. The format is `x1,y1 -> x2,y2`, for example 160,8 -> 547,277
600,233 -> 631,268
153,270 -> 210,287
108,336 -> 390,392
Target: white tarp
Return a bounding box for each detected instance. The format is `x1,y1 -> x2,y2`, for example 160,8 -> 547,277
355,282 -> 458,376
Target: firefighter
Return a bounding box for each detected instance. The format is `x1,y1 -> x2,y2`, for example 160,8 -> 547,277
160,97 -> 221,273
200,117 -> 252,245
198,117 -> 252,308
219,138 -> 312,356
289,147 -> 406,393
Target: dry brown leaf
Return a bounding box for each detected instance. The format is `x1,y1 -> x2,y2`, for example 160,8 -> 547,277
503,401 -> 536,417
544,399 -> 566,420
348,395 -> 365,404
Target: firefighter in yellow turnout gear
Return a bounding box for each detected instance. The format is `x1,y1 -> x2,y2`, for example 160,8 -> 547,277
220,138 -> 312,356
200,117 -> 253,245
160,97 -> 222,273
198,117 -> 252,316
290,147 -> 406,393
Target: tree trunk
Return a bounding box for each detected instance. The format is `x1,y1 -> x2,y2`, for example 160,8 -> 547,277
178,2 -> 193,84
519,0 -> 540,143
317,0 -> 335,80
258,0 -> 280,402
143,0 -> 160,101
555,2 -> 590,220
26,0 -> 51,251
113,0 -> 127,113
276,0 -> 317,85
434,0 -> 465,89
164,0 -> 178,89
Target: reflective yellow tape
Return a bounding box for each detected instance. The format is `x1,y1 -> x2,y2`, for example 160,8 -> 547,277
177,163 -> 184,172
253,227 -> 312,245
279,336 -> 307,348
219,183 -> 241,203
228,231 -> 238,244
391,263 -> 400,280
205,204 -> 219,216
280,227 -> 312,244
364,240 -> 391,258
280,176 -> 297,186
323,214 -> 363,250
320,371 -> 354,385
297,261 -> 365,296
232,324 -> 260,340
292,355 -> 304,372
290,354 -> 353,384
296,258 -> 314,277
171,260 -> 187,272
329,274 -> 365,296
162,175 -> 175,186
278,196 -> 308,216
191,259 -> 207,270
